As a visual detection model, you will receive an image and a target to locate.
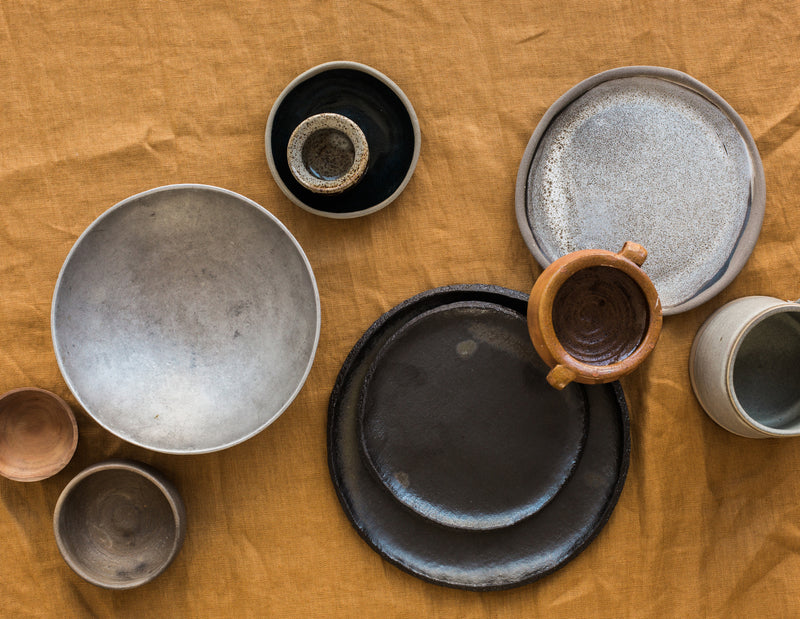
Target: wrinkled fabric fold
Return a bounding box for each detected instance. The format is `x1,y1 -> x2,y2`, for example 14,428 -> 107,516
2,0 -> 800,615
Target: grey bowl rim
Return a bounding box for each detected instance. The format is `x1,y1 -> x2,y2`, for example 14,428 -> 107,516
50,183 -> 321,454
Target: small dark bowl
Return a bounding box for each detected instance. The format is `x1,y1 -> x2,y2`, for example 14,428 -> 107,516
0,388 -> 78,482
53,460 -> 186,589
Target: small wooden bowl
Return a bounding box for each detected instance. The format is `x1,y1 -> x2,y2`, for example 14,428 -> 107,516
528,242 -> 663,389
53,460 -> 186,589
0,388 -> 78,482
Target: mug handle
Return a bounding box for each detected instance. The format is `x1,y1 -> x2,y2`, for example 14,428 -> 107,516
618,241 -> 647,267
547,364 -> 577,390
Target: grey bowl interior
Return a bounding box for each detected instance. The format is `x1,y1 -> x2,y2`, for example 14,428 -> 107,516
54,461 -> 186,589
731,307 -> 800,433
51,185 -> 320,453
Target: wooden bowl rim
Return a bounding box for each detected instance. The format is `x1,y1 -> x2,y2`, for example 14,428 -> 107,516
0,387 -> 78,482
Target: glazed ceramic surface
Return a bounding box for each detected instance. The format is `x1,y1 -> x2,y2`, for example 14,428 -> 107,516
357,300 -> 588,531
51,185 -> 320,454
690,296 -> 800,438
287,112 -> 369,194
328,285 -> 630,590
266,61 -> 421,218
516,66 -> 765,315
0,388 -> 78,482
528,242 -> 662,388
53,460 -> 186,589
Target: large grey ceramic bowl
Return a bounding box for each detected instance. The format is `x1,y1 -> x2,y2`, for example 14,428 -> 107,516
51,185 -> 320,454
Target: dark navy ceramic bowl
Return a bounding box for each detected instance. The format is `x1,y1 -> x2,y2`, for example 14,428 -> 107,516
266,61 -> 421,218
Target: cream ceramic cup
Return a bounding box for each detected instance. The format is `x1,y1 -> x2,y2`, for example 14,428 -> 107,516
690,296 -> 800,437
286,112 -> 369,194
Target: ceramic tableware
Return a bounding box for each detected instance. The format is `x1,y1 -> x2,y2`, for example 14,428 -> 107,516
0,388 -> 78,482
328,285 -> 630,590
516,66 -> 765,314
266,61 -> 421,218
357,300 -> 588,531
54,460 -> 186,589
287,112 -> 370,194
528,242 -> 662,389
51,184 -> 320,454
690,296 -> 800,437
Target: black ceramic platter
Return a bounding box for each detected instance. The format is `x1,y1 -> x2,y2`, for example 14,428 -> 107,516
358,301 -> 588,531
266,61 -> 421,218
328,285 -> 631,591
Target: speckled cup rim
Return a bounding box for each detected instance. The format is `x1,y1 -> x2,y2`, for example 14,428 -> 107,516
265,60 -> 421,219
53,459 -> 187,589
287,112 -> 369,194
514,66 -> 766,315
0,387 -> 78,482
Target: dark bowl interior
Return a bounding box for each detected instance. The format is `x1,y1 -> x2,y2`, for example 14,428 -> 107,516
55,466 -> 183,588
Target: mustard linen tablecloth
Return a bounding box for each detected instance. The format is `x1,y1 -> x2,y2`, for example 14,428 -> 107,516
3,1 -> 800,616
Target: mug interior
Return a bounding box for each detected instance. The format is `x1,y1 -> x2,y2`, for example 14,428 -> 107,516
551,265 -> 650,365
731,307 -> 800,432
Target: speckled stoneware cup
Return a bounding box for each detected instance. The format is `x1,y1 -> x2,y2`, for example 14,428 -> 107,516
287,112 -> 369,194
0,388 -> 78,482
53,460 -> 186,589
528,242 -> 663,389
690,296 -> 800,438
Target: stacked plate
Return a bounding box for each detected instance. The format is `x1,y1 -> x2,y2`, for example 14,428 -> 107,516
328,285 -> 630,590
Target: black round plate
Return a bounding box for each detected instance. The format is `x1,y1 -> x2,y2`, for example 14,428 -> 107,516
266,62 -> 420,217
328,285 -> 631,591
358,300 -> 588,531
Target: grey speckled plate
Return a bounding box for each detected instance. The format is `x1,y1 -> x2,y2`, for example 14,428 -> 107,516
516,66 -> 765,315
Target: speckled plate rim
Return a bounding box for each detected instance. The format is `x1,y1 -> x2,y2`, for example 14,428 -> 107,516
327,284 -> 631,591
51,184 -> 321,455
265,61 -> 422,219
514,66 -> 766,315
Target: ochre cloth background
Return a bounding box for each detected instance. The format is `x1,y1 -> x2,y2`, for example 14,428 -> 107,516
3,1 -> 800,616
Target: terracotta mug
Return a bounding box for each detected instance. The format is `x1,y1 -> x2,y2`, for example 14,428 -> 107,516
286,112 -> 369,194
690,296 -> 800,438
527,241 -> 663,389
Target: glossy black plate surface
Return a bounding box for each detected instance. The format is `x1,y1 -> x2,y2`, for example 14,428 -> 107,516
328,285 -> 630,590
358,300 -> 587,531
267,64 -> 418,216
